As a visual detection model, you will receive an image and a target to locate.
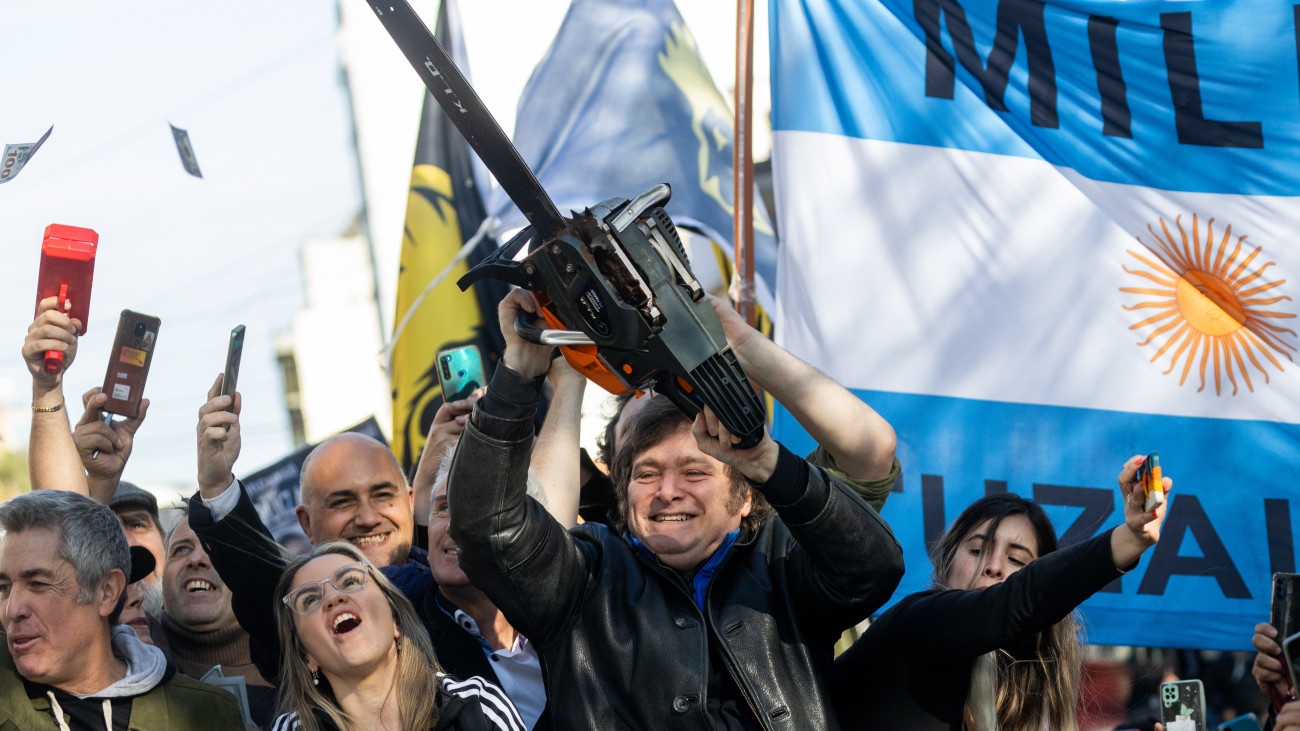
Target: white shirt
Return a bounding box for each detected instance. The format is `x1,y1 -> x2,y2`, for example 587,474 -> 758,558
447,605 -> 546,730
199,477 -> 240,521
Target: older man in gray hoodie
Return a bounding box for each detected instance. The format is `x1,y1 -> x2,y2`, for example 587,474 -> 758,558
0,490 -> 243,730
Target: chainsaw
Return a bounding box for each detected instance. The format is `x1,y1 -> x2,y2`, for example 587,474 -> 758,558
365,0 -> 765,448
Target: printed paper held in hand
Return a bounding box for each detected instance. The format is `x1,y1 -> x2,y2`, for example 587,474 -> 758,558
201,665 -> 253,726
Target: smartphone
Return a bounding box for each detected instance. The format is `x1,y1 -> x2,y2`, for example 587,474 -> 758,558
101,310 -> 161,418
1139,452 -> 1164,512
220,325 -> 245,408
1274,573 -> 1300,640
437,345 -> 485,402
1160,679 -> 1206,731
1219,713 -> 1262,731
35,224 -> 98,372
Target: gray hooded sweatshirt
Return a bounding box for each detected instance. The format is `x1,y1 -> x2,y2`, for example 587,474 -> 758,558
39,625 -> 169,731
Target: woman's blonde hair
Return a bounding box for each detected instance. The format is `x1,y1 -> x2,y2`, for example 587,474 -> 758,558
274,541 -> 443,731
930,495 -> 1081,731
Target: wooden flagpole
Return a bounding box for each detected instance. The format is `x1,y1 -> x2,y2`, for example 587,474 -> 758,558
734,0 -> 757,328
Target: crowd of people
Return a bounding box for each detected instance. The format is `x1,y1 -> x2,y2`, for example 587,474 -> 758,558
1,286 -> 1280,730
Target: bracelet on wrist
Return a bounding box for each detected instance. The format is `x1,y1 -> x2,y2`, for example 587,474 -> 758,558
31,401 -> 64,413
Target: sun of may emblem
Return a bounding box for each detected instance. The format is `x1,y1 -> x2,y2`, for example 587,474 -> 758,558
1121,214 -> 1296,395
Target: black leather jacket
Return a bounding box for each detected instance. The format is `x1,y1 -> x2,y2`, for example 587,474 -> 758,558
447,366 -> 905,730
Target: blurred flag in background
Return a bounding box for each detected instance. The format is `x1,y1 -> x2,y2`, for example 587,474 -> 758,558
486,0 -> 780,312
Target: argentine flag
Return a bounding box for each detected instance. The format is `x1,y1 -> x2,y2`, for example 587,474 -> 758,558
770,0 -> 1300,650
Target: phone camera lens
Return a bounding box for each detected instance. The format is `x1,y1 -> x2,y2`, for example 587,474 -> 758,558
440,356 -> 452,381
133,322 -> 146,337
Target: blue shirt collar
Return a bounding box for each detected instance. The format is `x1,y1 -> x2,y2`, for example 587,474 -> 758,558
627,529 -> 741,610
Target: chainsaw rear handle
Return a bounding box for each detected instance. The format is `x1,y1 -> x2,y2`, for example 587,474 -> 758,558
513,313 -> 595,346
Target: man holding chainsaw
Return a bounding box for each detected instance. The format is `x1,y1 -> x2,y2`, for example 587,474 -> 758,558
447,289 -> 904,730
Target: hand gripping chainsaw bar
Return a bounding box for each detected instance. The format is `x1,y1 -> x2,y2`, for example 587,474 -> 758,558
366,0 -> 765,448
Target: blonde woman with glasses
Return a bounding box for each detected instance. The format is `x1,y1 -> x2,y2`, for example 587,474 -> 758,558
270,543 -> 525,731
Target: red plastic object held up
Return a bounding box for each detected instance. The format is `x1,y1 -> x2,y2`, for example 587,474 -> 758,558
34,224 -> 98,374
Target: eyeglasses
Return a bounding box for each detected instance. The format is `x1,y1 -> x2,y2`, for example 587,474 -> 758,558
282,561 -> 372,615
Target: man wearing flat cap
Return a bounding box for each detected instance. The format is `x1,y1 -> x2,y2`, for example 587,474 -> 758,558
106,482 -> 165,588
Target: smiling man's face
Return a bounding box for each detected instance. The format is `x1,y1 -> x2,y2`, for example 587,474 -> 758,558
297,435 -> 415,568
624,425 -> 751,572
162,518 -> 236,632
425,478 -> 468,588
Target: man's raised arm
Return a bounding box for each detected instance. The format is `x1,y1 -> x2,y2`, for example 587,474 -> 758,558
710,294 -> 898,508
186,373 -> 286,682
24,297 -> 88,496
72,387 -> 149,505
446,290 -> 590,643
529,356 -> 586,528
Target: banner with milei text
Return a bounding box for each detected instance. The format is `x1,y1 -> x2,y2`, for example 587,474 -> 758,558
769,0 -> 1300,650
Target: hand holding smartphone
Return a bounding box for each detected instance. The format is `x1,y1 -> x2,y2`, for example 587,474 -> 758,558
1139,452 -> 1164,512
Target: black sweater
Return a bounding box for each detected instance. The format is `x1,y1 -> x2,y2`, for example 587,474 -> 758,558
832,529 -> 1125,730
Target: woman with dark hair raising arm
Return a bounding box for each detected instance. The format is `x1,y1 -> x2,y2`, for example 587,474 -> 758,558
833,455 -> 1170,731
270,542 -> 525,731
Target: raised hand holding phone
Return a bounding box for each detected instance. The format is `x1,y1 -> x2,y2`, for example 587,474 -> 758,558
74,387 -> 149,497
1254,621 -> 1293,710
197,373 -> 241,497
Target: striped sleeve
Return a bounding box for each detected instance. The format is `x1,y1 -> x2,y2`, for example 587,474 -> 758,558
271,711 -> 299,731
440,675 -> 528,731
